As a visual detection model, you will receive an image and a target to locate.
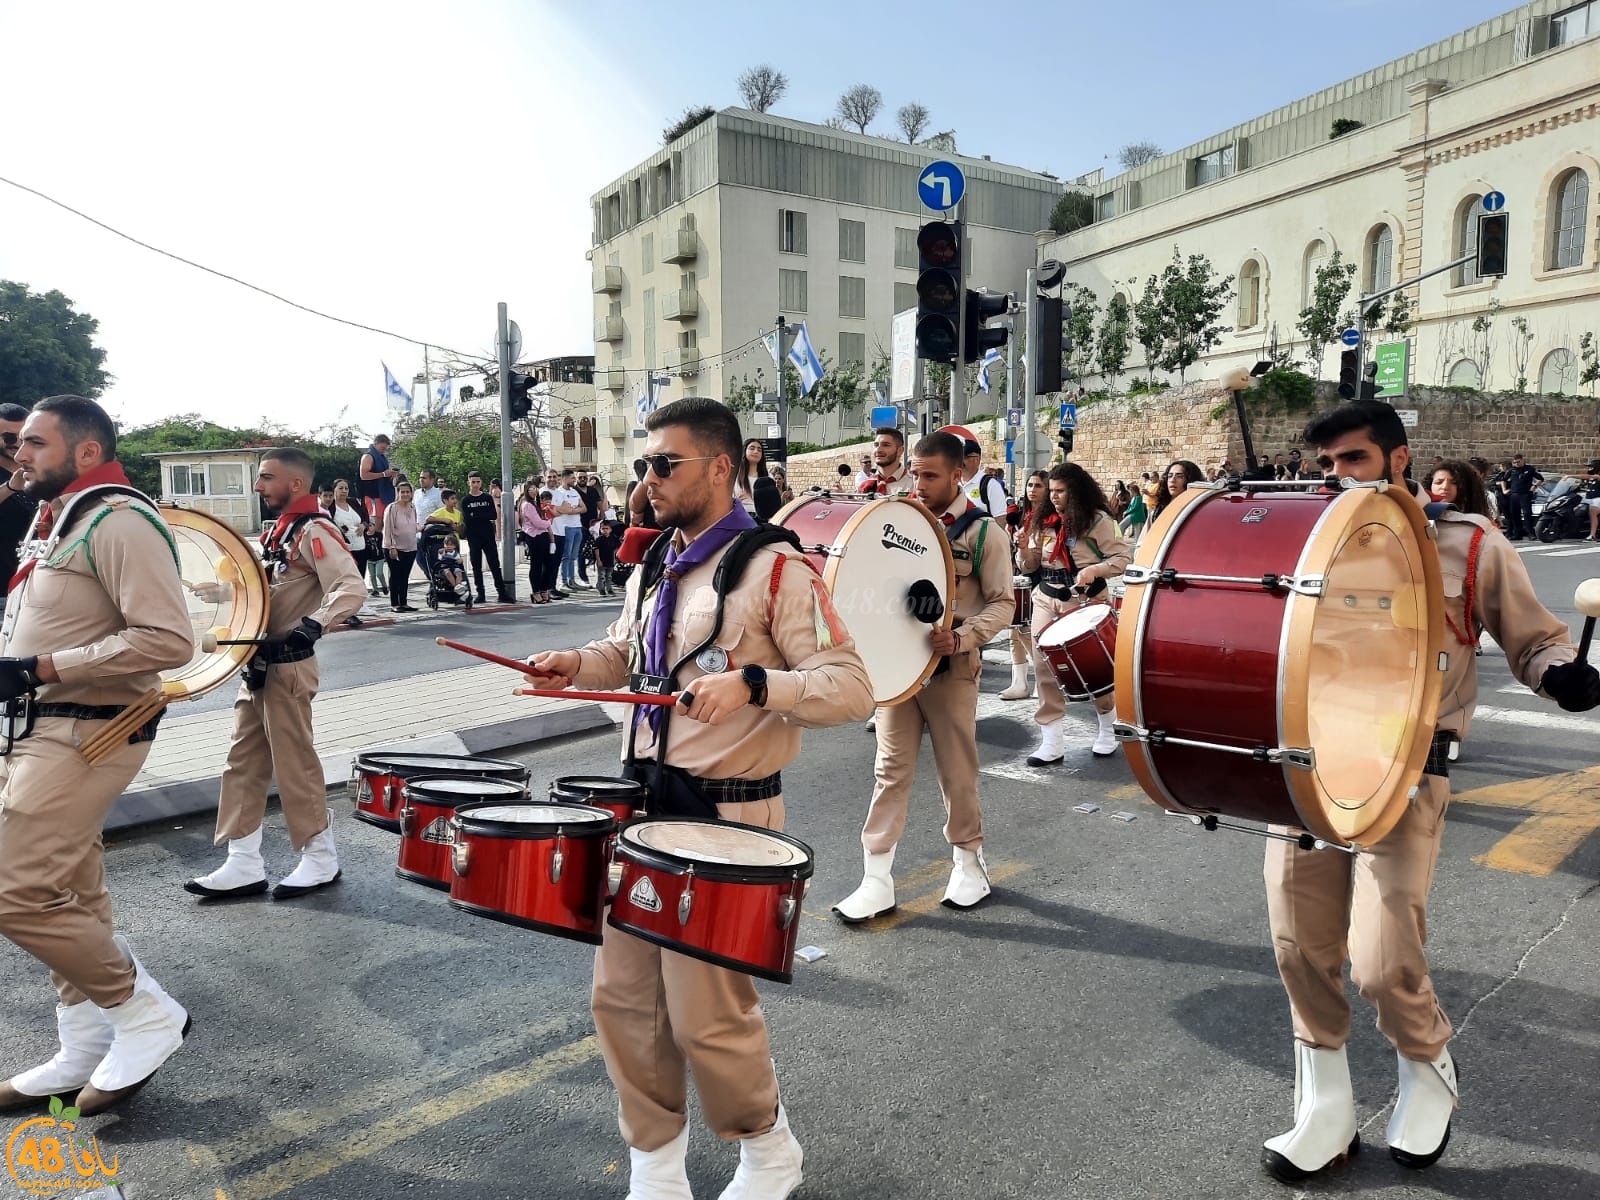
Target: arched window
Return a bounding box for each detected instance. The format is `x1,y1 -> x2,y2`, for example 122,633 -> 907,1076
1303,239 -> 1329,307
1552,169 -> 1590,269
1238,259 -> 1262,328
1455,195 -> 1483,286
561,417 -> 576,449
1540,347 -> 1578,394
1366,225 -> 1393,293
1447,359 -> 1482,388
578,418 -> 596,452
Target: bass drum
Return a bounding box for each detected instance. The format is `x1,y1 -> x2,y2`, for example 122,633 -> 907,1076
1115,481 -> 1443,848
163,505 -> 271,701
773,493 -> 954,705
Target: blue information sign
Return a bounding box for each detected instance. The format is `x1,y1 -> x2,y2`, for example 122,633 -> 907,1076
1483,191 -> 1506,212
917,161 -> 966,211
870,405 -> 898,429
1340,327 -> 1362,347
1005,439 -> 1015,465
1059,402 -> 1077,429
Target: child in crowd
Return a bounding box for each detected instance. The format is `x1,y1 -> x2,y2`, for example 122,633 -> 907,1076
593,519 -> 621,596
365,522 -> 388,596
437,534 -> 470,601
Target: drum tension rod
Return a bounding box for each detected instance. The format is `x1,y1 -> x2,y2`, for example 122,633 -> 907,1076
1167,811 -> 1357,855
1123,565 -> 1325,596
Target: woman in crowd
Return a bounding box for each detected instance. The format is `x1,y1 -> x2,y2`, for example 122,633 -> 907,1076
517,480 -> 558,604
733,437 -> 769,511
1150,459 -> 1204,524
1110,480 -> 1131,520
1430,459 -> 1494,519
382,481 -> 419,612
1120,477 -> 1148,543
772,464 -> 796,505
329,478 -> 372,581
1000,469 -> 1049,702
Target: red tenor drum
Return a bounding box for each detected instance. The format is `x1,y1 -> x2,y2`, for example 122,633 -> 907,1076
449,802 -> 615,944
773,493 -> 954,705
351,752 -> 530,833
1012,576 -> 1034,627
549,775 -> 649,825
1036,603 -> 1118,700
609,818 -> 814,984
398,775 -> 530,889
1115,481 -> 1444,848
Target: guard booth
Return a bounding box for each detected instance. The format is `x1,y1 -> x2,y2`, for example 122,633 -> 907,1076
144,448 -> 265,535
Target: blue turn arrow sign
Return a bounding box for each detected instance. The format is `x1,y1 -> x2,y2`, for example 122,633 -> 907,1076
918,160 -> 966,211
1340,327 -> 1362,347
1483,191 -> 1506,212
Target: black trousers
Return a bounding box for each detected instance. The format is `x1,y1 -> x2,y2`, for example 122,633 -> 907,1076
524,533 -> 558,593
466,531 -> 506,596
388,550 -> 416,607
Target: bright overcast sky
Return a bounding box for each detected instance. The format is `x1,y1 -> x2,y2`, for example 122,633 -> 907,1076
0,0 -> 1516,437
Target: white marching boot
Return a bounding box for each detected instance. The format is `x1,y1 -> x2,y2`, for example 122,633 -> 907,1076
184,826 -> 268,898
74,936 -> 190,1116
1261,1043 -> 1359,1182
1091,709 -> 1118,757
719,1102 -> 803,1200
272,811 -> 342,899
626,1123 -> 693,1200
832,848 -> 896,924
942,846 -> 991,909
1387,1048 -> 1458,1169
0,1001 -> 115,1111
998,663 -> 1033,700
1026,718 -> 1065,766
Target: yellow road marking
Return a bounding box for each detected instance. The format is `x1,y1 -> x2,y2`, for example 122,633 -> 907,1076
1104,784 -> 1147,802
184,1144 -> 232,1200
1454,766 -> 1600,876
227,1037 -> 601,1200
875,860 -> 1030,930
802,858 -> 950,922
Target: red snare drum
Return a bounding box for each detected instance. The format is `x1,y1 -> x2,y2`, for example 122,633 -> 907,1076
1037,603 -> 1118,700
1012,577 -> 1034,628
398,776 -> 530,890
1115,482 -> 1443,848
609,818 -> 814,984
351,752 -> 530,833
449,802 -> 615,944
549,775 -> 648,825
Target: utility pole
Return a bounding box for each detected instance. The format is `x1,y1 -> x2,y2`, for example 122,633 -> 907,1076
1004,301 -> 1019,494
496,302 -> 516,601
772,314 -> 791,437
423,344 -> 432,415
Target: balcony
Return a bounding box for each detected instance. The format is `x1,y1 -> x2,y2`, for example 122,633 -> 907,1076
594,314 -> 624,343
667,347 -> 701,376
662,287 -> 700,321
595,367 -> 627,390
606,415 -> 630,439
662,228 -> 698,263
592,264 -> 623,294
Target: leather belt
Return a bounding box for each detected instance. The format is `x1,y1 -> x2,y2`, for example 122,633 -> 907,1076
33,702 -> 164,745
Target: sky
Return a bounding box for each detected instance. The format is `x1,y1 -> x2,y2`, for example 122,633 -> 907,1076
0,0 -> 1521,438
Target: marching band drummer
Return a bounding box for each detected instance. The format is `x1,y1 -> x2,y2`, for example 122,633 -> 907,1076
857,426 -> 912,496
999,469 -> 1049,702
529,397 -> 873,1200
1258,400 -> 1600,1183
1017,463 -> 1130,765
833,430 -> 1014,921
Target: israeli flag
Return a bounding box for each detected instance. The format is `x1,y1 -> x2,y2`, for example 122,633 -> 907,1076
434,373 -> 452,415
978,347 -> 1001,394
382,362 -> 412,413
787,322 -> 824,397
636,374 -> 663,425
762,329 -> 781,368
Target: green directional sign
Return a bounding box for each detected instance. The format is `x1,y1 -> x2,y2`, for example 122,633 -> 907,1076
1375,340 -> 1409,399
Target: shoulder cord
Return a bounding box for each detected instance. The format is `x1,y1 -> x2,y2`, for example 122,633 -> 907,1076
1444,526 -> 1486,647
46,497 -> 180,578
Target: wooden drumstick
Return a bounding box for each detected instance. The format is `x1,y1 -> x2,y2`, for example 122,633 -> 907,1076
435,637 -> 555,677
80,689 -> 167,765
513,687 -> 692,707
1574,578 -> 1600,663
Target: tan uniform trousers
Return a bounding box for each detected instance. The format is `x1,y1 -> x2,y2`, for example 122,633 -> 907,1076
1030,593 -> 1115,726
0,718 -> 149,1008
215,658 -> 329,851
1263,773 -> 1453,1061
1010,621 -> 1032,666
591,796 -> 785,1152
861,649 -> 983,854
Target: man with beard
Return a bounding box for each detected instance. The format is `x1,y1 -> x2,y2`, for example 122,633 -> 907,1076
856,426 -> 911,496
0,403 -> 38,620
0,395 -> 196,1116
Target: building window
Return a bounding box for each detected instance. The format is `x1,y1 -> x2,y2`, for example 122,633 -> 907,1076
838,331 -> 866,367
779,269 -> 808,313
1095,193 -> 1115,221
210,463 -> 246,495
839,219 -> 866,263
893,282 -> 917,313
779,209 -> 807,255
1366,225 -> 1394,293
641,232 -> 654,272
1550,1 -> 1596,46
894,227 -> 918,269
1237,260 -> 1262,328
562,418 -> 576,450
578,418 -> 596,454
1455,196 -> 1482,286
642,288 -> 655,367
680,270 -> 696,293
168,465 -> 206,496
1447,359 -> 1482,388
1302,239 -> 1330,307
1552,168 -> 1590,269
1192,145 -> 1234,186
839,275 -> 866,319
1540,347 -> 1578,393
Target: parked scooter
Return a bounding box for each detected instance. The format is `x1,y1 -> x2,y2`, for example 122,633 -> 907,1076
1535,477 -> 1593,542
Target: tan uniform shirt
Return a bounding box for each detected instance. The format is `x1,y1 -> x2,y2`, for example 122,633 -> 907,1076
1018,510 -> 1131,583
940,499 -> 1016,656
3,496 -> 194,706
266,516 -> 366,635
572,528 -> 874,779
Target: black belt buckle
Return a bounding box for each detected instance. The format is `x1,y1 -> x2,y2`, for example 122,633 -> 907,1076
0,693 -> 37,756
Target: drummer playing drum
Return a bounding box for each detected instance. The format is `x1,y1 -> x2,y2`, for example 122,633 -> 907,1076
1016,463 -> 1131,764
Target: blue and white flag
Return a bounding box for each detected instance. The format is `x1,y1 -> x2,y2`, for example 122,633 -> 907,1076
382,362 -> 412,413
762,329 -> 781,369
787,322 -> 824,397
978,347 -> 1002,394
636,374 -> 663,425
434,373 -> 452,415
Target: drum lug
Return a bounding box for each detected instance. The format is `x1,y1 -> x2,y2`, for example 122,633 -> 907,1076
1273,747 -> 1317,770
388,780 -> 404,815
608,860 -> 623,898
550,834 -> 565,885
452,835 -> 470,877
399,803 -> 415,837
1283,574 -> 1325,598
1111,721 -> 1145,743
778,895 -> 797,930
678,868 -> 695,927
1122,565 -> 1176,587
1438,652 -> 1450,672
349,768 -> 364,804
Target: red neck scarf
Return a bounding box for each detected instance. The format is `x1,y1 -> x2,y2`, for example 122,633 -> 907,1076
34,461 -> 136,541
266,493 -> 325,547
1042,511 -> 1073,563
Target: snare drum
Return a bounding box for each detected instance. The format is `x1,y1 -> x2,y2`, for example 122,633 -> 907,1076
609,818 -> 814,984
1115,482 -> 1443,847
398,776 -> 530,889
449,802 -> 615,944
351,752 -> 530,833
1036,603 -> 1118,700
549,775 -> 649,825
1012,576 -> 1034,627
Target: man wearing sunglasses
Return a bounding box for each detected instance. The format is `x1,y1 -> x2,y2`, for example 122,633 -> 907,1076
0,405 -> 38,621
530,397 -> 873,1200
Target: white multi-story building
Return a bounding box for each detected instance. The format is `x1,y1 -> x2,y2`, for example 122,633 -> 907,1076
588,108 -> 1060,446
1043,0 -> 1600,396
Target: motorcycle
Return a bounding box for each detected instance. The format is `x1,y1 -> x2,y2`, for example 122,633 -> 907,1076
1534,479 -> 1591,542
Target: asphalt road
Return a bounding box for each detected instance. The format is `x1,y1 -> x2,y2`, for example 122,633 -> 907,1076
2,543 -> 1597,1200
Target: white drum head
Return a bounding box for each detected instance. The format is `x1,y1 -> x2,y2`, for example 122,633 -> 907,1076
624,820 -> 808,867
1039,603 -> 1114,648
470,803 -> 606,825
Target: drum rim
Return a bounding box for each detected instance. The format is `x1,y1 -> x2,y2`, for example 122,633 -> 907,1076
353,752 -> 531,780
403,775 -> 532,808
605,909 -> 795,984
1036,602 -> 1116,647
453,799 -> 616,838
449,897 -> 603,946
549,774 -> 652,800
614,816 -> 816,883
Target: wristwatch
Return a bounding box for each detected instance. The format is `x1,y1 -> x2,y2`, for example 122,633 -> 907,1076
741,664 -> 769,708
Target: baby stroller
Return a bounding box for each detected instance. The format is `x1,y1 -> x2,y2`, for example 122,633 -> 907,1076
419,524 -> 473,611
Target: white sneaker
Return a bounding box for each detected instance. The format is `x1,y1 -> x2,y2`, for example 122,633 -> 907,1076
1387,1048 -> 1458,1169
0,1001 -> 114,1110
184,827 -> 268,898
1262,1043 -> 1359,1182
719,1103 -> 803,1200
74,938 -> 190,1116
1091,710 -> 1118,757
942,846 -> 991,909
832,848 -> 896,923
1026,718 -> 1065,766
998,663 -> 1033,700
273,812 -> 341,899
626,1123 -> 693,1200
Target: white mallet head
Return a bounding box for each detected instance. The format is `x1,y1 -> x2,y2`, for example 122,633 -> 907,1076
1574,578 -> 1600,620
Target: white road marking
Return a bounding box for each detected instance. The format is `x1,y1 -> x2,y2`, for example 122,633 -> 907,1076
1545,545 -> 1600,557
1472,703 -> 1600,734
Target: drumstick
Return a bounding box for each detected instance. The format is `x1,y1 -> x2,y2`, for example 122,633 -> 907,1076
513,687 -> 690,707
199,632 -> 270,652
435,637 -> 556,677
1574,579 -> 1600,663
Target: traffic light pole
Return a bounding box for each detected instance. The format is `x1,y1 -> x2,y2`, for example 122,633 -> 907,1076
1004,306 -> 1018,494
1021,265 -> 1037,476
1351,251 -> 1476,398
496,301 -> 516,601
952,205 -> 968,426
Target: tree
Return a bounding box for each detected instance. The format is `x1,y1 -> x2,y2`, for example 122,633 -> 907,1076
391,412 -> 540,489
0,280 -> 111,405
1062,284 -> 1099,385
896,102 -> 930,143
1581,332 -> 1600,397
1152,249 -> 1236,381
1096,292 -> 1132,389
1470,298 -> 1502,389
1132,275 -> 1166,384
1509,315 -> 1535,393
1048,191 -> 1093,235
835,85 -> 882,134
1296,251 -> 1358,379
1330,118 -> 1364,139
662,105 -> 715,144
736,65 -> 788,112
1118,141 -> 1162,170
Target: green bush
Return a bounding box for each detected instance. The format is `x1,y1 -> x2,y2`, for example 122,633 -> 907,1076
1127,378 -> 1170,397
1252,368 -> 1317,412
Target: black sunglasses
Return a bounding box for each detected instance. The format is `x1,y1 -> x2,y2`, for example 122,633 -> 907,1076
633,454 -> 719,479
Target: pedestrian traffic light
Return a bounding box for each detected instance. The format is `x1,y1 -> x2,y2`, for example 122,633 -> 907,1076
1056,427 -> 1074,456
915,221 -> 961,362
508,372 -> 535,419
964,290 -> 1009,363
1338,349 -> 1358,400
1034,294 -> 1064,393
1477,211 -> 1509,278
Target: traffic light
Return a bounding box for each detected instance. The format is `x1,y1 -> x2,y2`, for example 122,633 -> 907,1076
1056,428 -> 1074,456
1034,295 -> 1064,393
1338,349 -> 1358,400
915,221 -> 961,361
964,291 -> 1009,363
507,371 -> 535,419
1477,211 -> 1508,277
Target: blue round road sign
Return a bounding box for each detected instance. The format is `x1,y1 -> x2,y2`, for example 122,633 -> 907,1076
1340,328 -> 1362,347
918,160 -> 966,211
1483,191 -> 1506,212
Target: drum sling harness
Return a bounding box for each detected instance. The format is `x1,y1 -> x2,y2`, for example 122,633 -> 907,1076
622,523 -> 805,818
928,509 -> 989,679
